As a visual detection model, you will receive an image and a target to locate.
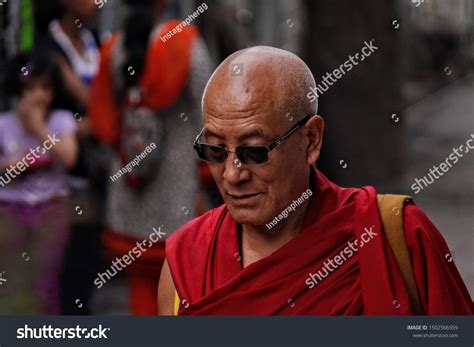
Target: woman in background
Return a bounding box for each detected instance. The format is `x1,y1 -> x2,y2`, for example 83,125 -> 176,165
43,0 -> 100,118
39,0 -> 103,314
88,0 -> 213,315
0,53 -> 78,314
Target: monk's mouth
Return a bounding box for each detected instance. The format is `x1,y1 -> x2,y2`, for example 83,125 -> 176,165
227,192 -> 263,204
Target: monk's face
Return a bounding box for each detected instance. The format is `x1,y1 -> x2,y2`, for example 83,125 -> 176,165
202,65 -> 322,227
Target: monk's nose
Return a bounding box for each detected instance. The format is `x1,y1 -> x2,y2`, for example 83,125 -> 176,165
222,152 -> 250,184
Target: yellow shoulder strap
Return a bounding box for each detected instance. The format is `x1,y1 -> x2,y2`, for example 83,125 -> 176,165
173,291 -> 180,316
377,194 -> 424,315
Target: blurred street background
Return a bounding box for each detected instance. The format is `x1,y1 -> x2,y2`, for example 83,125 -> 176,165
0,0 -> 473,314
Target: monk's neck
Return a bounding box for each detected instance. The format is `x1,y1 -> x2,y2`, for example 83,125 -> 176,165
239,199 -> 309,268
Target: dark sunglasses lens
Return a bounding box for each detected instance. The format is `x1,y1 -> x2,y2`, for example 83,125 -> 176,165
238,146 -> 269,164
199,144 -> 227,163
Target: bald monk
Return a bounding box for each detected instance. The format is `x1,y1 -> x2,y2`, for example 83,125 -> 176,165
158,46 -> 473,315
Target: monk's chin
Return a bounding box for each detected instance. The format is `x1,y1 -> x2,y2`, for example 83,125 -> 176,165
227,207 -> 269,227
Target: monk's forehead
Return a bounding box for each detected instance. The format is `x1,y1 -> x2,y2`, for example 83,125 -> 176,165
204,53 -> 290,122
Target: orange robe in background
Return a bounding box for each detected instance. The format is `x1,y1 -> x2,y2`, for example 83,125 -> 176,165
89,20 -> 198,145
166,168 -> 473,315
88,21 -> 198,315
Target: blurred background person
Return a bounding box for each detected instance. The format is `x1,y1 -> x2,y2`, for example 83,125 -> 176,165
0,52 -> 78,314
41,0 -> 100,120
88,0 -> 213,315
35,0 -> 104,315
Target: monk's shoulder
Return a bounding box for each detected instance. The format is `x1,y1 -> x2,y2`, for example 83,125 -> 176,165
167,205 -> 226,251
402,203 -> 449,253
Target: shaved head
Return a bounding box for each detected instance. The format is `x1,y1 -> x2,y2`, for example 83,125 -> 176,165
200,46 -> 324,230
203,46 -> 318,124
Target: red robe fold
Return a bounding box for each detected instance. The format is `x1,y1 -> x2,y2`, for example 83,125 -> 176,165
166,169 -> 473,315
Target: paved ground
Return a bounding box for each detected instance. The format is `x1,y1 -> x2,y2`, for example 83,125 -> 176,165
404,73 -> 474,297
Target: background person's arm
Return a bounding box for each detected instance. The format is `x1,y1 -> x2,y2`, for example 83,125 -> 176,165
54,53 -> 90,108
41,131 -> 78,169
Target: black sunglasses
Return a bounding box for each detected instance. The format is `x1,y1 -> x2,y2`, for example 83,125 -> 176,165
193,113 -> 314,165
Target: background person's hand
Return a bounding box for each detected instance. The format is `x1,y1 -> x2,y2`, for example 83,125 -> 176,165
17,93 -> 48,137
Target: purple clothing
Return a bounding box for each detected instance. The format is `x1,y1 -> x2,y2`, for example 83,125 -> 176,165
0,199 -> 70,314
0,110 -> 77,205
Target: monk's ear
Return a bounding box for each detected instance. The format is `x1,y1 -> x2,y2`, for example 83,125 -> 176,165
305,115 -> 324,165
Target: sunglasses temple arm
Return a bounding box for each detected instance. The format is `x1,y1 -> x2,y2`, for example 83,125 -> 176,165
193,128 -> 205,145
268,114 -> 313,150
268,124 -> 302,150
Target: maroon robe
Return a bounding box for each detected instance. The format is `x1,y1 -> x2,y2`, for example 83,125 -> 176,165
166,169 -> 473,315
